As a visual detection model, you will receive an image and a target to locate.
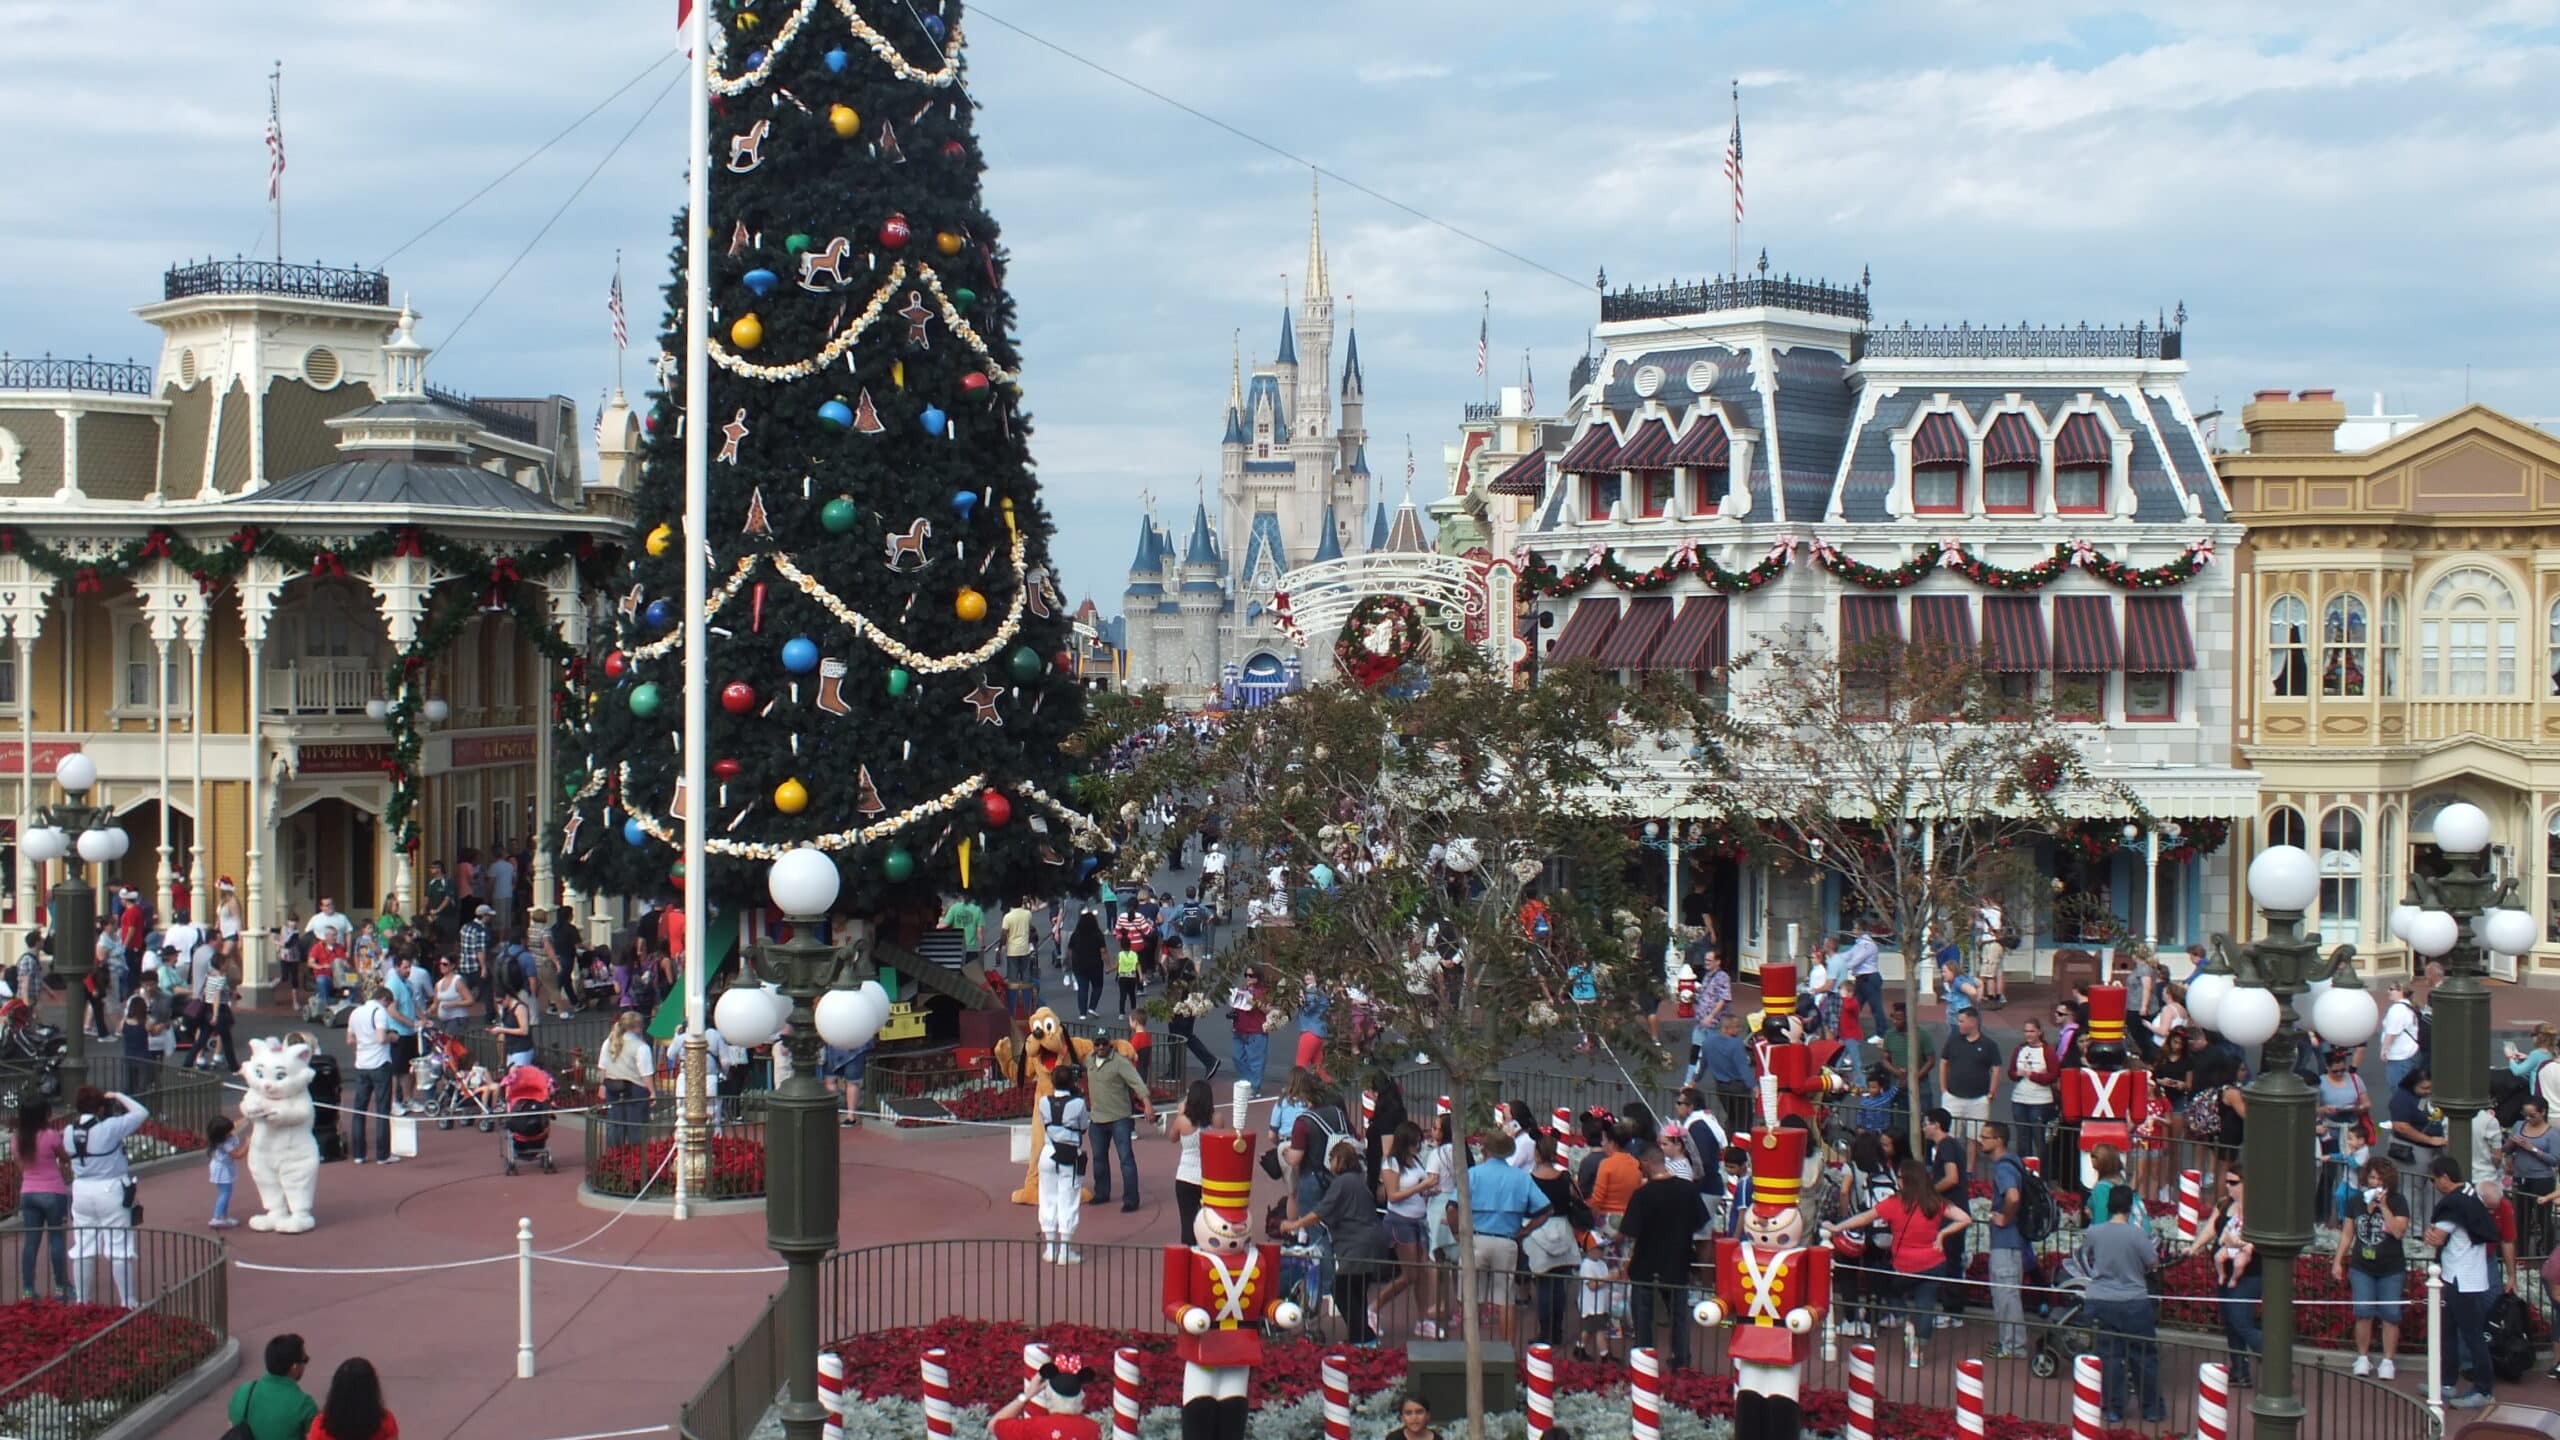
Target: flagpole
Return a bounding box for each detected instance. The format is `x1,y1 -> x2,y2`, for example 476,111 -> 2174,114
271,62 -> 284,265
677,0 -> 712,1222
1728,80 -> 1740,281
614,251 -> 627,398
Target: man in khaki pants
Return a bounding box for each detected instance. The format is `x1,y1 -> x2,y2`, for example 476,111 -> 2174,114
1974,900 -> 2009,1009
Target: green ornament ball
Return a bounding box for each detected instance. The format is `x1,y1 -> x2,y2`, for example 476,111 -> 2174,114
784,233 -> 812,255
952,287 -> 976,310
886,666 -> 912,697
628,682 -> 662,717
1006,645 -> 1043,682
820,496 -> 859,534
882,847 -> 916,882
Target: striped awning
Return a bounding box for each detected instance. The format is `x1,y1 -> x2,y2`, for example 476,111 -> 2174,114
1911,595 -> 1974,653
1911,411 -> 1966,466
1982,413 -> 2039,468
1485,449 -> 1549,496
1981,596 -> 2047,673
1840,595 -> 1901,651
2051,595 -> 2120,673
1558,425 -> 1624,474
1614,419 -> 1676,469
2123,596 -> 2197,671
1649,595 -> 1729,672
2055,412 -> 2109,467
1545,598 -> 1620,665
1670,414 -> 1731,467
1596,595 -> 1674,668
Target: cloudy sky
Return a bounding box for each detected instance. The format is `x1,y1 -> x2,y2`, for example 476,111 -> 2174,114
5,1 -> 2557,608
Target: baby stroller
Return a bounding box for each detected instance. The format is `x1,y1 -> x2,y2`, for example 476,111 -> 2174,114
420,1027 -> 501,1132
2027,1249 -> 2099,1378
502,1063 -> 558,1175
572,948 -> 618,1012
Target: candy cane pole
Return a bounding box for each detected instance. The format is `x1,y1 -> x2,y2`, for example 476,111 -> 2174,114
1630,1346 -> 1663,1440
1845,1344 -> 1877,1440
1113,1348 -> 1143,1440
2071,1354 -> 2103,1440
922,1348 -> 956,1440
1322,1352 -> 1352,1440
2178,1169 -> 2204,1244
1955,1358 -> 1985,1440
2195,1361 -> 2229,1440
1524,1343 -> 1557,1440
1023,1343 -> 1052,1416
818,1351 -> 846,1440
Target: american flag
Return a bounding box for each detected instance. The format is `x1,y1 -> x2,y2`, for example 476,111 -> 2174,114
609,260 -> 628,350
1522,351 -> 1535,413
593,389 -> 607,445
1474,297 -> 1488,378
264,68 -> 285,201
1723,103 -> 1744,224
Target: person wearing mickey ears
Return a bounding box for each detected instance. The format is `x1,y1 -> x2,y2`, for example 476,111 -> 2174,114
989,1354 -> 1102,1440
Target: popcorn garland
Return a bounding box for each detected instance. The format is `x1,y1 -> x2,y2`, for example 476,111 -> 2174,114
703,261 -> 1020,388
624,555 -> 761,662
611,762 -> 1105,862
622,532 -> 1032,676
708,0 -> 964,96
1519,534 -> 2215,598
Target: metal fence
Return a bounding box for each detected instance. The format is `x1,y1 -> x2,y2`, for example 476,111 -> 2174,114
583,1113 -> 767,1200
678,1238 -> 2439,1440
2,1057 -> 227,1211
0,1227 -> 229,1439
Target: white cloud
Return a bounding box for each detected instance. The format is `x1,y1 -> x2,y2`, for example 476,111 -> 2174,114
1355,60 -> 1456,85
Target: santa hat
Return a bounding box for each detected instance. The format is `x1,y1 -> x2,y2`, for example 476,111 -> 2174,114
1199,1127 -> 1257,1225
1748,1126 -> 1809,1211
2086,985 -> 2127,1045
1759,964 -> 1797,1016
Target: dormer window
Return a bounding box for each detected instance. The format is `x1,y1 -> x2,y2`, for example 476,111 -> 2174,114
1557,423 -> 1625,523
1910,412 -> 1965,514
2055,413 -> 2109,512
1982,413 -> 2037,514
1585,473 -> 1623,520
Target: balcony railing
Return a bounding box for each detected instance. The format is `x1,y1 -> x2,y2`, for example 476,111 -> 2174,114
264,665 -> 386,716
0,354 -> 154,396
2407,698 -> 2536,743
1601,273 -> 1871,323
424,384 -> 542,444
1860,318 -> 2182,361
1462,401 -> 1500,422
162,258 -> 392,306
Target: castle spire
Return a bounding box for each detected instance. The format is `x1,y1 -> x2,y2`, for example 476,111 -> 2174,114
1228,329 -> 1243,412
1306,172 -> 1329,300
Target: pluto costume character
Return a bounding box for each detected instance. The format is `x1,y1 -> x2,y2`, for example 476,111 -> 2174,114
1161,1089 -> 1302,1440
2059,984 -> 2149,1187
996,1006 -> 1131,1206
1695,1124 -> 1830,1440
237,1036 -> 321,1233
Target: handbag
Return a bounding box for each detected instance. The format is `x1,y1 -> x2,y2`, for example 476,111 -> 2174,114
1522,1213 -> 1579,1274
220,1376 -> 266,1440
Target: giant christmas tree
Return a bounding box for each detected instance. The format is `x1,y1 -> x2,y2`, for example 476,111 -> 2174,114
560,0 -> 1099,916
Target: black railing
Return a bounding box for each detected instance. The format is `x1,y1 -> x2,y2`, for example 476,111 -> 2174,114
424,384 -> 542,444
1860,320 -> 2181,362
1463,401 -> 1501,422
0,1227 -> 229,1438
162,258 -> 391,306
0,354 -> 154,396
1568,353 -> 1596,398
2,1057 -> 227,1210
1602,274 -> 1871,323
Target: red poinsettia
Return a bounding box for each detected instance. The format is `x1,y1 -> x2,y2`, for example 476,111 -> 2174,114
0,1298 -> 219,1407
590,1135 -> 764,1197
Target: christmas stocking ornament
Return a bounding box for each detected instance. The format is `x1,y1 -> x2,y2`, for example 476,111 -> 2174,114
817,658 -> 851,716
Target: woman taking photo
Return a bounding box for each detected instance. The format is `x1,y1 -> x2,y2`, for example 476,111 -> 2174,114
64,1086 -> 150,1306
1037,1063 -> 1089,1264
310,1356 -> 398,1440
1277,1135 -> 1389,1344
14,1095 -> 73,1298
1830,1157 -> 1970,1355
1066,911 -> 1107,1021
1169,1079 -> 1213,1243
2187,1162 -> 2262,1386
597,1010 -> 654,1149
1525,1130 -> 1590,1348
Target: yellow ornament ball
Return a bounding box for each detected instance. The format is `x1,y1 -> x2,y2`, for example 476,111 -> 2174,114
890,359 -> 905,390
828,104 -> 860,138
935,231 -> 964,257
773,777 -> 809,814
645,523 -> 674,557
954,586 -> 988,622
731,314 -> 764,351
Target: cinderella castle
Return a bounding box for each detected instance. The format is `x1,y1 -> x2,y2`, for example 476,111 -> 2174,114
1121,184 -> 1430,705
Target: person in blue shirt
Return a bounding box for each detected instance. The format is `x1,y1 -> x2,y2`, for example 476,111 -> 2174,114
1463,1147 -> 1552,1343
1941,952 -> 1981,1035
382,956 -> 424,1116
1982,1122 -> 2033,1359
1699,1013 -> 1756,1132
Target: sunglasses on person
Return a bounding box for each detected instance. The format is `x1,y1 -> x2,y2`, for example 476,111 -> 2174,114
2224,1175 -> 2242,1187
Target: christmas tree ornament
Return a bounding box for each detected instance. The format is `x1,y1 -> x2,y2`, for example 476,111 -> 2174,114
784,232 -> 811,255
618,585 -> 645,620
957,835 -> 972,888
877,119 -> 905,163
942,139 -> 966,161
741,267 -> 779,297
1007,645 -> 1044,682
951,490 -> 978,520
730,314 -> 764,350
743,487 -> 772,535
816,657 -> 851,715
952,286 -> 976,310
746,47 -> 767,71
828,103 -> 861,137
669,861 -> 687,885
670,775 -> 692,821
852,388 -> 885,433
773,777 -> 810,814
726,119 -> 772,173
602,648 -> 629,680
627,682 -> 662,716
824,47 -> 848,72
718,408 -> 750,464
961,371 -> 990,393
935,230 -> 964,256
922,13 -> 947,43
641,412 -> 657,437
817,398 -> 854,430
820,496 -> 859,532
883,518 -> 931,570
954,586 -> 988,622
885,667 -> 913,697
1053,648 -> 1076,674
644,599 -> 675,629
899,291 -> 934,344
721,681 -> 758,714
878,213 -> 912,249
921,405 -> 948,436
712,758 -> 744,781
855,765 -> 886,816
750,580 -> 767,632
624,818 -> 648,847
889,359 -> 906,389
882,847 -> 916,882
963,681 -> 1004,724
730,221 -> 753,256
797,237 -> 851,291
782,636 -> 821,673
646,522 -> 675,556
982,789 -> 1013,827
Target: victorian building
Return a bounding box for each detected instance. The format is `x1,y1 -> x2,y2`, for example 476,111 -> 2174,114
2221,392 -> 2560,978
1511,267 -> 2253,977
0,258 -> 630,985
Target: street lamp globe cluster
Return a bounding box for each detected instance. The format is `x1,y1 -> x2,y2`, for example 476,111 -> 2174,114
22,752 -> 131,1065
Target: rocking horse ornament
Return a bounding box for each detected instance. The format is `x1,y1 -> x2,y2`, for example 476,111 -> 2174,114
1695,1110 -> 1829,1440
1161,1087 -> 1302,1440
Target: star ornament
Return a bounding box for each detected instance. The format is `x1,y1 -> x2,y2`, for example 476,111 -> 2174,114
963,681 -> 1005,725
718,408 -> 751,464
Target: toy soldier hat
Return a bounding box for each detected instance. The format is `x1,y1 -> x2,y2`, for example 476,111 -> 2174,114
1758,964 -> 1797,1016
1747,1125 -> 1808,1211
2086,984 -> 2127,1044
1199,1127 -> 1256,1223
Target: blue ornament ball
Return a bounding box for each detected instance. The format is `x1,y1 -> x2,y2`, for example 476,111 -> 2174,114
645,599 -> 675,629
817,398 -> 854,431
781,636 -> 821,673
823,47 -> 849,72
623,818 -> 647,847
922,14 -> 947,43
742,268 -> 779,297
952,490 -> 977,520
920,404 -> 948,436
747,48 -> 768,70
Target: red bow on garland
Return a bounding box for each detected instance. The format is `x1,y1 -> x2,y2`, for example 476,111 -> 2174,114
490,556 -> 522,587
71,568 -> 102,595
393,528 -> 425,558
0,531 -> 17,554
230,527 -> 262,553
192,571 -> 221,595
139,530 -> 171,559
309,552 -> 345,578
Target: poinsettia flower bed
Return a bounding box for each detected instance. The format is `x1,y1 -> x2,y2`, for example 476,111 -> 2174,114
896,1081 -> 1034,1128
0,1298 -> 219,1409
589,1135 -> 765,1197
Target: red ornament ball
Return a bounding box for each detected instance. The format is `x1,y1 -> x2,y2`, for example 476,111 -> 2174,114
981,789 -> 1013,827
602,649 -> 628,680
878,213 -> 912,249
960,372 -> 990,393
712,758 -> 743,781
1054,649 -> 1076,674
721,681 -> 757,714
941,140 -> 966,160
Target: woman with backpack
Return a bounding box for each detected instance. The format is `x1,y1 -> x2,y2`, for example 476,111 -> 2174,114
1037,1063 -> 1089,1264
64,1085 -> 149,1306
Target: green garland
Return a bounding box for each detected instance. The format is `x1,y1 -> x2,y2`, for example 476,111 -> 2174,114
1944,543 -> 2074,590
1518,535 -> 2215,598
1808,538 -> 1935,589
1519,540 -> 1789,598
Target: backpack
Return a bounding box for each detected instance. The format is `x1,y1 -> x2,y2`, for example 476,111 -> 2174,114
2489,1291 -> 2535,1382
1177,902 -> 1206,937
2183,1086 -> 2223,1139
2005,1156 -> 2060,1245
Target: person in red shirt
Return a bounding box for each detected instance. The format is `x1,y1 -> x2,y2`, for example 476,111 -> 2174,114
989,1357 -> 1100,1440
309,1356 -> 398,1440
2481,1178 -> 2521,1293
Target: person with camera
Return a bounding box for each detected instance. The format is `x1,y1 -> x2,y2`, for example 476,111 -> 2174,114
2331,1156 -> 2410,1379
1038,1062 -> 1089,1264
64,1085 -> 149,1306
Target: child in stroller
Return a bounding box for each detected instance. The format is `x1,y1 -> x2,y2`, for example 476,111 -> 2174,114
2027,1246 -> 2099,1378
418,1027 -> 501,1132
502,1062 -> 558,1175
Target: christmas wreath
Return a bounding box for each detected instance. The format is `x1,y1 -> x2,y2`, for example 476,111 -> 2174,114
1334,594 -> 1426,688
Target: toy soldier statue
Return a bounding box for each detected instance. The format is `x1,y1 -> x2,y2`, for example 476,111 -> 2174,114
1161,1086 -> 1303,1440
2059,984 -> 2150,1186
1696,1120 -> 1831,1440
1749,967 -> 1847,1125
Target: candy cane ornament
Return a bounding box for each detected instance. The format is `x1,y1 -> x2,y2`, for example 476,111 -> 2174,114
922,1348 -> 956,1440
1023,1343 -> 1052,1416
2197,1361 -> 2230,1440
1321,1353 -> 1352,1440
1956,1358 -> 1986,1440
1631,1346 -> 1663,1440
2071,1354 -> 2103,1440
1112,1348 -> 1143,1440
1845,1344 -> 1877,1440
1525,1343 -> 1557,1440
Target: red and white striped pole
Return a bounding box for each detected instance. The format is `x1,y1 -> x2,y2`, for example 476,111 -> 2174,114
2070,1353 -> 2103,1440
1845,1343 -> 1877,1440
2178,1169 -> 2204,1244
1112,1348 -> 1143,1440
922,1348 -> 956,1440
1524,1343 -> 1557,1440
1955,1357 -> 1985,1440
1023,1343 -> 1053,1416
2196,1361 -> 2230,1440
818,1351 -> 846,1440
1362,1091 -> 1377,1130
1630,1346 -> 1663,1440
1322,1352 -> 1352,1440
